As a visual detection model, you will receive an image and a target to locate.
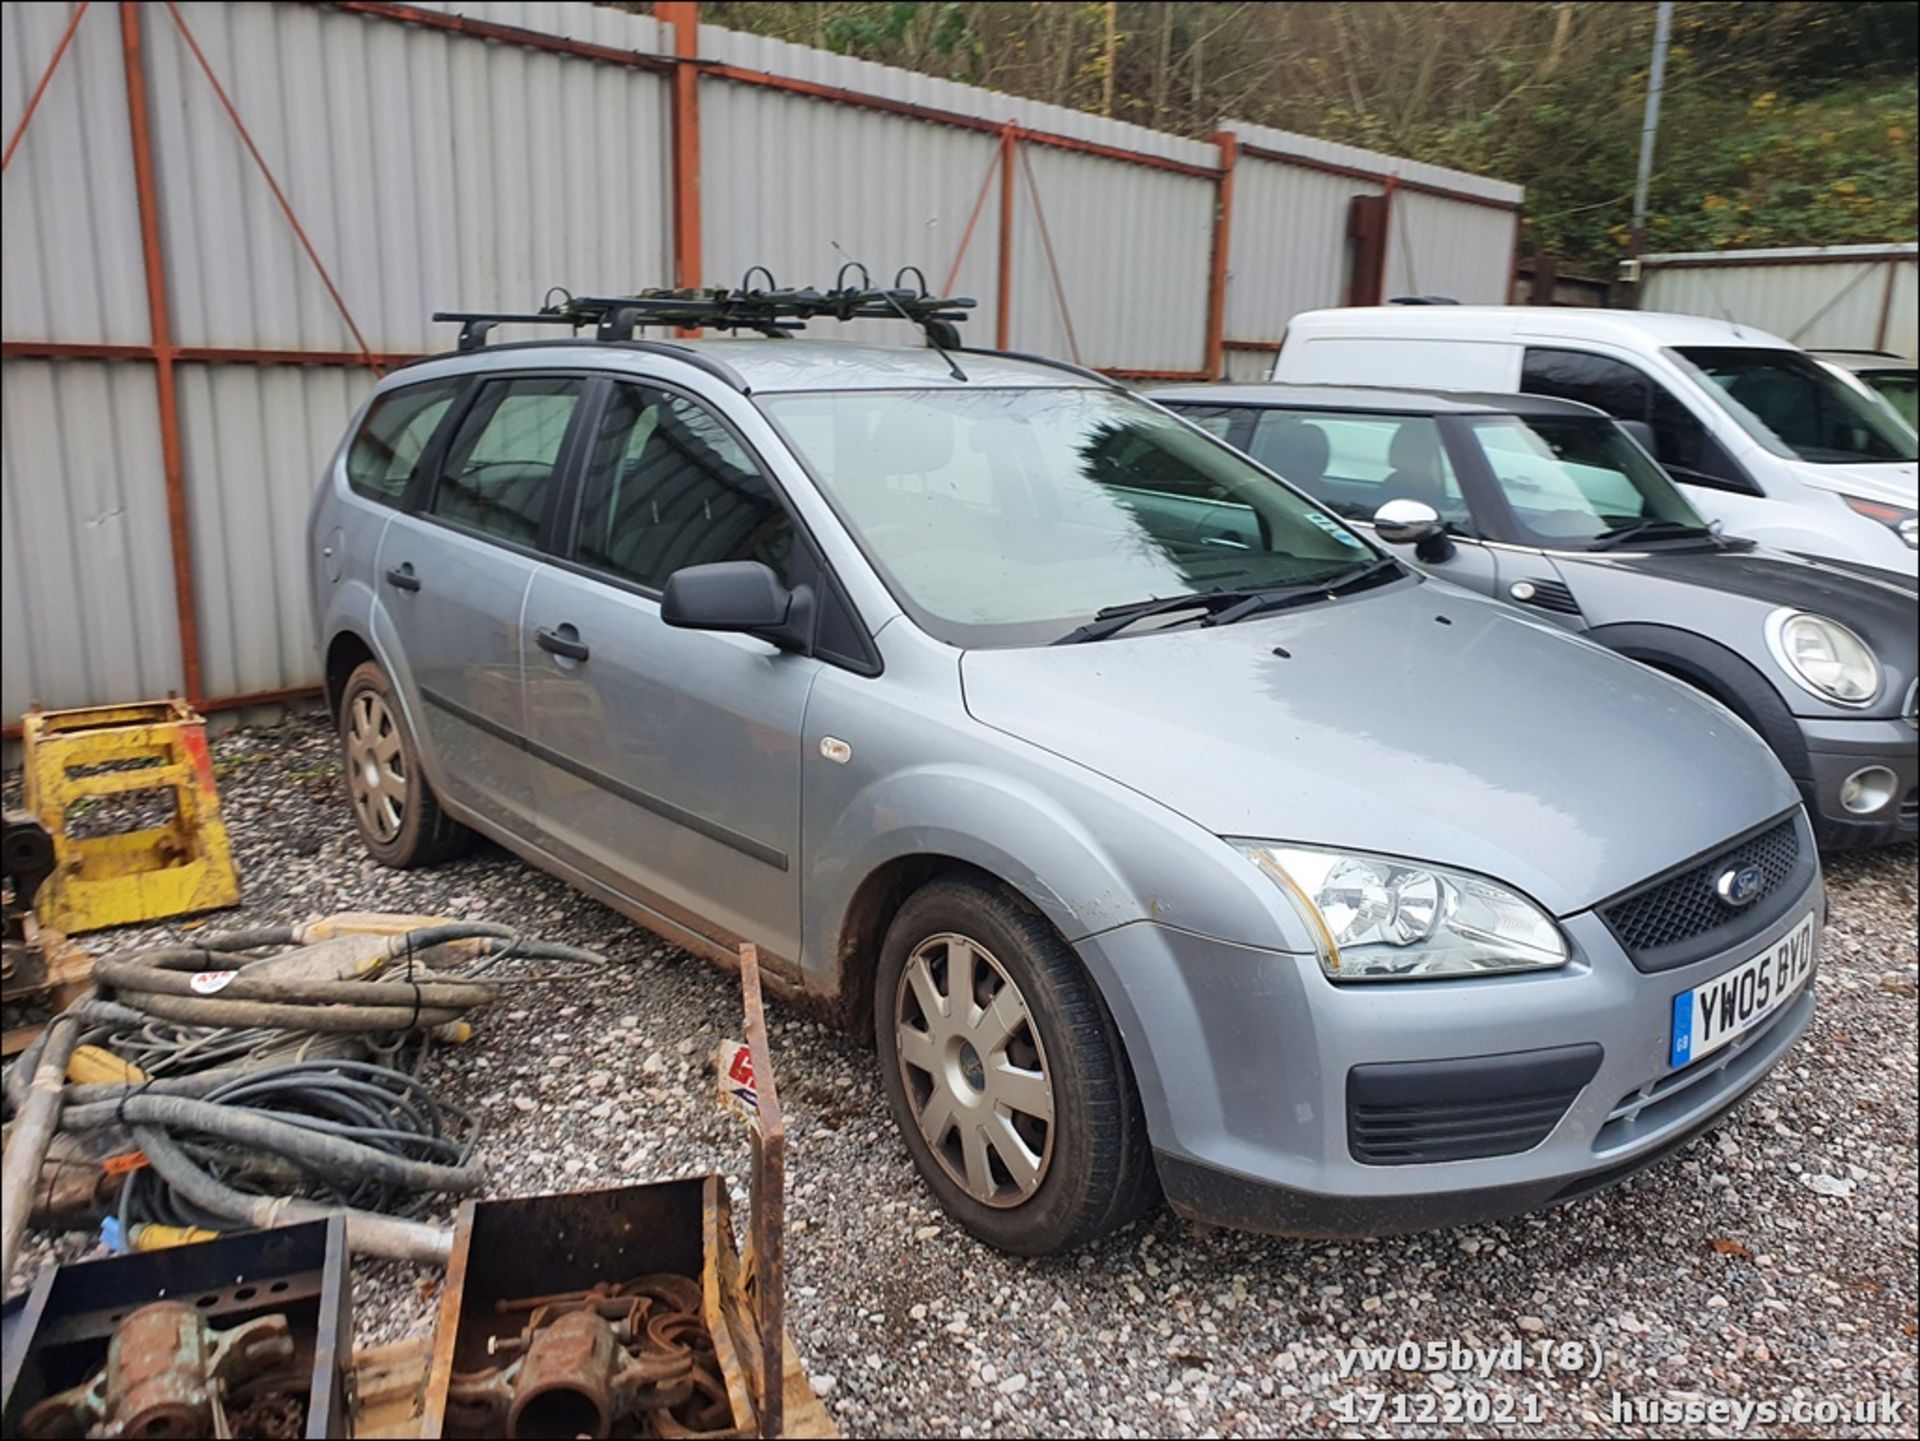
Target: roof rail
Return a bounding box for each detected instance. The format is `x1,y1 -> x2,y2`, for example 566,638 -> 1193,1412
399,337 -> 752,391
433,268 -> 975,353
964,348 -> 1124,390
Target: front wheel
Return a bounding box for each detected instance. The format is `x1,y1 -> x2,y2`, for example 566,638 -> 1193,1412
873,877 -> 1156,1255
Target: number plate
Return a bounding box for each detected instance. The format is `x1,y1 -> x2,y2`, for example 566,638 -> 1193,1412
1669,912 -> 1816,1070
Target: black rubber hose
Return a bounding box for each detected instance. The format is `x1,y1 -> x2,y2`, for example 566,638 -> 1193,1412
60,1094 -> 484,1193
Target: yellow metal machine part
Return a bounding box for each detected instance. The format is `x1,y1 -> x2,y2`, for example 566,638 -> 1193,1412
22,700 -> 241,935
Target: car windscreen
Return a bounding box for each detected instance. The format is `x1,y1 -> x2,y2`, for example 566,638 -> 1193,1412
1672,346 -> 1918,464
1462,415 -> 1711,548
756,387 -> 1381,648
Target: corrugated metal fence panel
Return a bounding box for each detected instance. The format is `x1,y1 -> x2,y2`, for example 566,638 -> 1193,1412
1223,121 -> 1522,205
2,360 -> 185,716
698,64 -> 1003,348
1,2 -> 150,346
1643,253 -> 1919,358
176,364 -> 369,699
146,2 -> 672,354
1384,190 -> 1517,304
1887,263 -> 1918,360
700,23 -> 1216,366
1008,144 -> 1212,371
701,25 -> 1216,169
1225,159 -> 1381,345
404,0 -> 667,51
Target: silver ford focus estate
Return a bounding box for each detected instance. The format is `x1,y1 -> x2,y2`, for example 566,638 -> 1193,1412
308,306 -> 1821,1255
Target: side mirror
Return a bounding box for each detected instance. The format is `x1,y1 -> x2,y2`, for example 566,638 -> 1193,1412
1373,498 -> 1453,561
661,561 -> 815,651
1617,418 -> 1659,455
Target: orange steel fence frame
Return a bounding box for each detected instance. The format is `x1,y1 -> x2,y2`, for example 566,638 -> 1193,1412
2,0 -> 1524,732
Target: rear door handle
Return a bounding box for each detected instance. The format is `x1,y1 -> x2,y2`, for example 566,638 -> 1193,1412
536,626 -> 590,662
385,564 -> 421,592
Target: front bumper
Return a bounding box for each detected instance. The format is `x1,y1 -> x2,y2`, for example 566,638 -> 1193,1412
1078,873 -> 1823,1239
1796,713 -> 1918,849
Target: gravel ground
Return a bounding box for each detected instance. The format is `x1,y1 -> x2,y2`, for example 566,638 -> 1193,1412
7,710 -> 1916,1437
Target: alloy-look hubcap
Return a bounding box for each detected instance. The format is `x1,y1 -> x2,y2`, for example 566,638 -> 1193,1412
894,932 -> 1055,1208
345,691 -> 409,843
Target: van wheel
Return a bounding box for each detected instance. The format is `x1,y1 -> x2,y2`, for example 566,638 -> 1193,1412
873,877 -> 1157,1256
337,660 -> 472,868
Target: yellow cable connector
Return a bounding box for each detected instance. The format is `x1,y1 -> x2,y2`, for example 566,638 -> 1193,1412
67,1045 -> 147,1086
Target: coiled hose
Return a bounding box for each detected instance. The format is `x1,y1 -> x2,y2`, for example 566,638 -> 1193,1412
6,921 -> 605,1267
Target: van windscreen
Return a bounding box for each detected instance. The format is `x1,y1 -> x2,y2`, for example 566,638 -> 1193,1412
1672,347 -> 1917,465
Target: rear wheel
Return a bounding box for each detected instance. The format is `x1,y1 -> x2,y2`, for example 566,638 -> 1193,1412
874,877 -> 1156,1255
337,660 -> 472,868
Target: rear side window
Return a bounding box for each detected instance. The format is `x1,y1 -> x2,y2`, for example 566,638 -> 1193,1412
1520,348 -> 1747,490
1247,410 -> 1475,535
430,376 -> 582,547
572,383 -> 793,591
345,379 -> 461,504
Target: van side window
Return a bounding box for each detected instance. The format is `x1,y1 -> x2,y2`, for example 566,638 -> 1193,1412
573,384 -> 794,591
345,379 -> 462,504
430,376 -> 582,547
1520,348 -> 1752,492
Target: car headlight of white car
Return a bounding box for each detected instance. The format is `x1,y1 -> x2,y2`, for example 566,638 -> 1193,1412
1765,608 -> 1882,707
1232,842 -> 1569,981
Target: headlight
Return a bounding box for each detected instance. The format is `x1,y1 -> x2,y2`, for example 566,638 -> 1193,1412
1765,608 -> 1881,707
1232,841 -> 1569,981
1842,495 -> 1919,550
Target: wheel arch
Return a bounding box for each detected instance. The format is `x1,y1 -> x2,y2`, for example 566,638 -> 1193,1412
1588,622 -> 1812,780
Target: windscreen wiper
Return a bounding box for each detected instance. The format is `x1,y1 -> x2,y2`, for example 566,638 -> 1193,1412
1589,519 -> 1715,550
1202,557 -> 1404,627
1053,590 -> 1248,645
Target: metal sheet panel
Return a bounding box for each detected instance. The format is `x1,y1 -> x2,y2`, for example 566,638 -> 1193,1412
145,1 -> 672,354
1223,120 -> 1523,207
698,72 -> 1004,349
1,1 -> 150,346
2,359 -> 185,717
1225,159 -> 1382,346
1006,143 -> 1213,372
176,363 -> 370,698
1643,256 -> 1919,358
1384,190 -> 1517,305
698,24 -> 1216,365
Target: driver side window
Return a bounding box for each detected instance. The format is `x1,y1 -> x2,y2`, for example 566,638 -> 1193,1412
572,383 -> 794,592
1247,410 -> 1476,536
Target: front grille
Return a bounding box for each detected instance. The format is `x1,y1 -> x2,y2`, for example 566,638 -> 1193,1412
1902,788 -> 1918,828
1347,1045 -> 1601,1165
1601,815 -> 1809,972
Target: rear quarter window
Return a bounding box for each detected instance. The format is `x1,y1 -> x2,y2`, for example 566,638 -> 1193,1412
345,379 -> 462,504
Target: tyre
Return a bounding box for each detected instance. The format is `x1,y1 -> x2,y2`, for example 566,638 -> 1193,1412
337,660 -> 472,868
873,876 -> 1157,1256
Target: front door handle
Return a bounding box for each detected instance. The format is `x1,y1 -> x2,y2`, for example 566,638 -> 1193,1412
536,626 -> 590,662
385,564 -> 421,592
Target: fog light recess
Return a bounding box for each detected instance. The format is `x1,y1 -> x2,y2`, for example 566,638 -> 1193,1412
1839,765 -> 1898,814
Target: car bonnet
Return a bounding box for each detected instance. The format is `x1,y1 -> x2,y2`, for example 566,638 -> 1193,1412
959,582 -> 1800,917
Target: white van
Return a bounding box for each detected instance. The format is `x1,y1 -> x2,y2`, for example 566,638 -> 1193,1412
1272,307 -> 1918,585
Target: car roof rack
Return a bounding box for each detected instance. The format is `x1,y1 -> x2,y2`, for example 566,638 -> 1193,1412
433,265 -> 975,353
